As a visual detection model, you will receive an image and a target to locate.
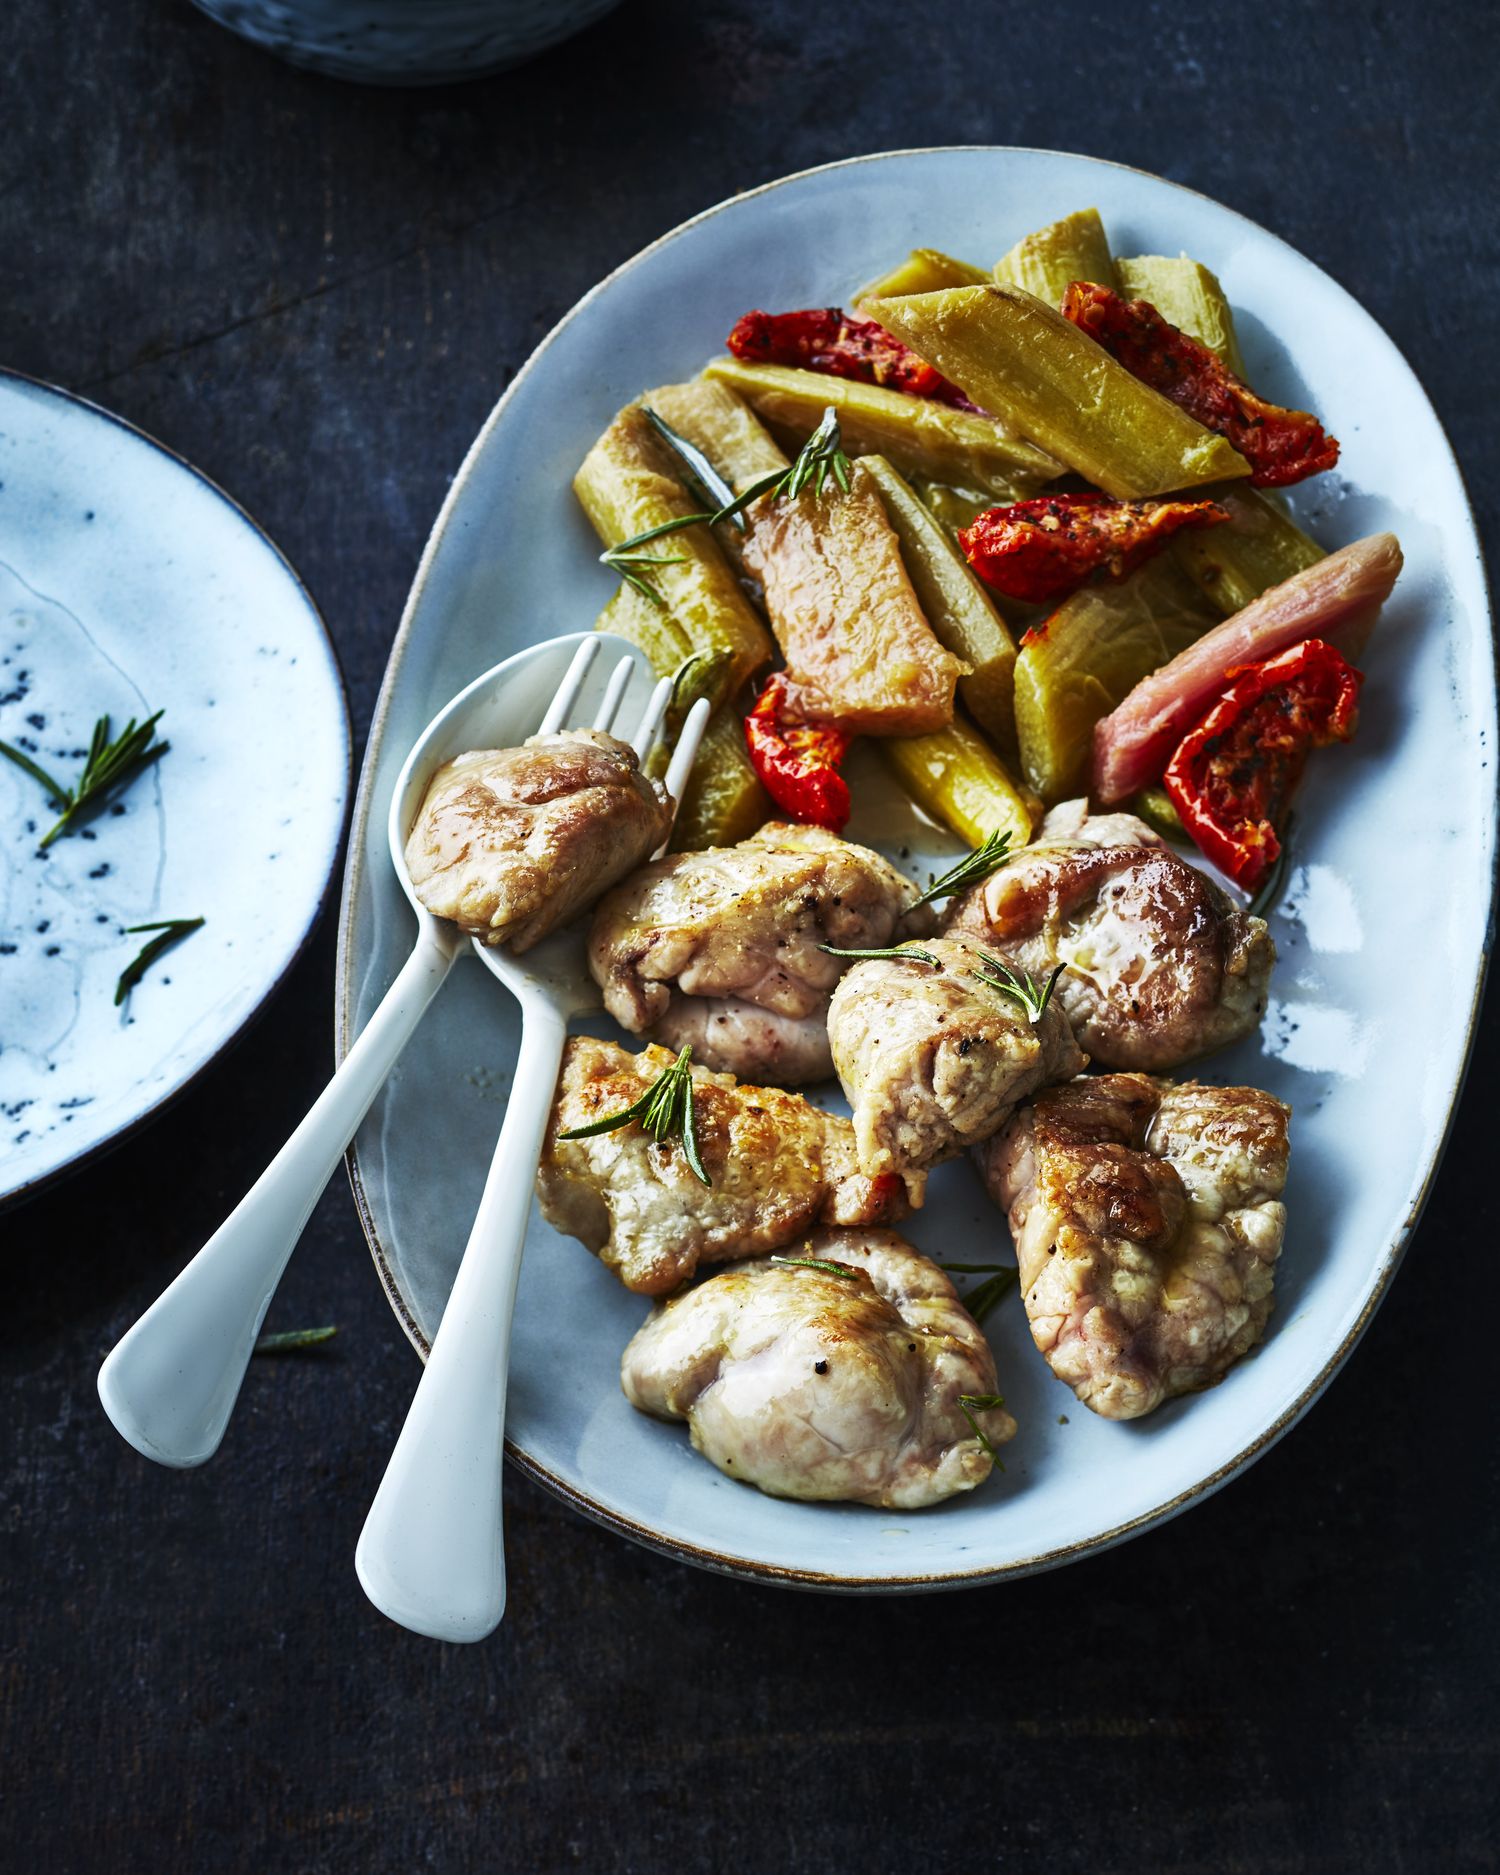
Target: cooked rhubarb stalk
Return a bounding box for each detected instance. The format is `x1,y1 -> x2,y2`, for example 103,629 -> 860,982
1115,255 -> 1246,375
1092,532 -> 1403,804
877,711 -> 1036,851
856,247 -> 991,304
865,286 -> 1250,499
961,492 -> 1229,606
574,404 -> 772,704
1062,283 -> 1339,488
742,459 -> 964,735
1014,553 -> 1219,802
993,207 -> 1119,304
702,357 -> 1062,500
858,453 -> 1020,758
726,307 -> 980,409
1173,484 -> 1325,616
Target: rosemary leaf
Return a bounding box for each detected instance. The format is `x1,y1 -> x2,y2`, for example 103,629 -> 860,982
971,953 -> 1065,1024
558,1046 -> 710,1186
962,1267 -> 1019,1324
254,1325 -> 338,1354
114,917 -> 205,1006
959,1392 -> 1009,1471
710,407 -> 852,526
643,407 -> 742,526
6,709 -> 170,848
769,1256 -> 861,1282
819,943 -> 941,966
907,829 -> 1014,911
0,738 -> 68,802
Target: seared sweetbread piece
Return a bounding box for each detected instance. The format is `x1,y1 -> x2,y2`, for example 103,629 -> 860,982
828,937 -> 1085,1178
979,1072 -> 1290,1420
945,799 -> 1273,1072
405,730 -> 671,952
587,819 -> 931,1081
621,1226 -> 1015,1508
537,1037 -> 922,1295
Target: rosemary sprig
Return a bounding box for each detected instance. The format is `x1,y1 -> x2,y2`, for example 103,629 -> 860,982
598,513 -> 710,610
971,952 -> 1066,1024
1248,814 -> 1295,920
2,709 -> 169,847
819,943 -> 940,966
769,1255 -> 861,1282
643,406 -> 743,527
907,829 -> 1015,911
558,1045 -> 708,1186
254,1325 -> 338,1354
114,917 -> 205,1005
710,407 -> 852,525
604,406 -> 852,606
959,1392 -> 1009,1470
962,1266 -> 1018,1324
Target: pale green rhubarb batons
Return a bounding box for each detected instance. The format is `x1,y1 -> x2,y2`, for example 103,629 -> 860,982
1173,483 -> 1326,616
1116,254 -> 1246,376
701,356 -> 1062,500
864,285 -> 1252,499
1014,552 -> 1220,802
574,402 -> 773,708
856,247 -> 991,303
994,208 -> 1120,305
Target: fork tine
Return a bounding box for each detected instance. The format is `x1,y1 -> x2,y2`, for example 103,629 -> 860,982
662,696 -> 711,802
628,676 -> 674,762
651,696 -> 711,860
537,638 -> 600,736
591,655 -> 636,734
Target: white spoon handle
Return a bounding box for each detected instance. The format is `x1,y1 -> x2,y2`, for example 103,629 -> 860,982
97,923 -> 462,1469
355,1001 -> 567,1642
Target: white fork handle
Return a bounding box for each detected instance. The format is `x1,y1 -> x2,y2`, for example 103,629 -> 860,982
97,923 -> 463,1469
354,1001 -> 567,1642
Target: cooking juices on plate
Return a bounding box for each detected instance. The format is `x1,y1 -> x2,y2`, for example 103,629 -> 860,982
405,204 -> 1404,1510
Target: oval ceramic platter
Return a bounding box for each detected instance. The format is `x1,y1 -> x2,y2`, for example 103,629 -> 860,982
0,371 -> 350,1207
338,149 -> 1494,1589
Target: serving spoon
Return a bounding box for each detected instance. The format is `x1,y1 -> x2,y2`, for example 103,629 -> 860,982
97,631 -> 694,1474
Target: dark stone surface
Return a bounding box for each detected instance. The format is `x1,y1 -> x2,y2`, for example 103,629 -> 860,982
3,2 -> 1497,1869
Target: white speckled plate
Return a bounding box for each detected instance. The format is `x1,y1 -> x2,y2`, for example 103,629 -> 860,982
338,150 -> 1495,1589
0,371 -> 350,1206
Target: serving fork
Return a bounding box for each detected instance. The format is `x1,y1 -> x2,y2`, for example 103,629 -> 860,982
98,634 -> 704,1520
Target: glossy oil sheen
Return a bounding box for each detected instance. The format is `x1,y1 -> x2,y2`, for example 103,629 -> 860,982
0,374 -> 350,1206
338,149 -> 1495,1588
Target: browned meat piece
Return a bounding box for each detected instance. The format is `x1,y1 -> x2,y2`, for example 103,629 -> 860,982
588,819 -> 929,1038
828,937 -> 1085,1178
405,730 -> 671,952
980,1072 -> 1290,1419
742,461 -> 964,734
620,1227 -> 1015,1507
945,800 -> 1273,1070
648,995 -> 834,1086
537,1038 -> 921,1294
